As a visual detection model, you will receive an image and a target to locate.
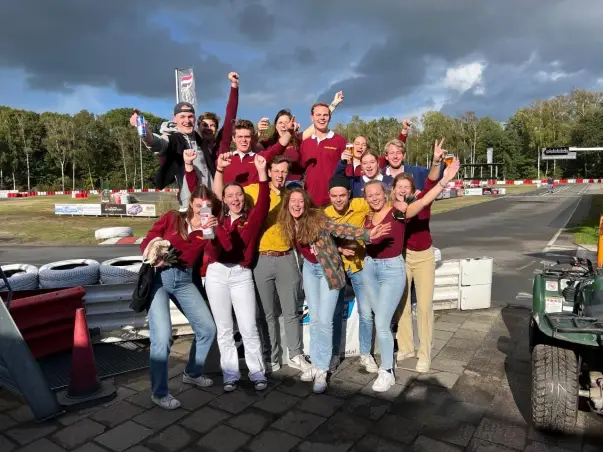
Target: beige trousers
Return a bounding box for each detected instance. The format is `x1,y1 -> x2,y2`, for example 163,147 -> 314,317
396,247 -> 436,363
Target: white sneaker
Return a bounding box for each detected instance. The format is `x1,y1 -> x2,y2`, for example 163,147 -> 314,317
288,354 -> 312,373
313,370 -> 328,394
415,360 -> 430,373
301,366 -> 317,382
359,354 -> 379,373
372,369 -> 395,393
329,355 -> 341,373
268,361 -> 281,373
182,373 -> 213,388
396,350 -> 415,361
151,394 -> 181,410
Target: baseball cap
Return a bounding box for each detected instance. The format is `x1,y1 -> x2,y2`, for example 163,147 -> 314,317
174,102 -> 195,115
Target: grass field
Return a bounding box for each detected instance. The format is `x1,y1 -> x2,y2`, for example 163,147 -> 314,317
0,195 -> 177,245
567,194 -> 603,245
0,184 -> 541,246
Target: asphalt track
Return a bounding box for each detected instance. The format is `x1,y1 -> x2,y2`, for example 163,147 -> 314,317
0,184 -> 597,309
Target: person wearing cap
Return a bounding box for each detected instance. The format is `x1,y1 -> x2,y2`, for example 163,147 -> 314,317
129,72 -> 239,208
324,176 -> 379,374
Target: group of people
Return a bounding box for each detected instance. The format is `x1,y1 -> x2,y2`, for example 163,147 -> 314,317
131,72 -> 461,410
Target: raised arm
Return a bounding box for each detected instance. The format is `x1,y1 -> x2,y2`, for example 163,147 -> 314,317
325,218 -> 391,244
301,91 -> 344,139
403,158 -> 460,219
129,110 -> 169,154
212,152 -> 233,200
215,73 -> 239,156
259,116 -> 295,162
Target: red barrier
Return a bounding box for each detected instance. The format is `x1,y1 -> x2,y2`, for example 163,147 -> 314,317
3,287 -> 86,359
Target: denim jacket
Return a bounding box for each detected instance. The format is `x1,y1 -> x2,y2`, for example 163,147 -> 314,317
311,220 -> 371,291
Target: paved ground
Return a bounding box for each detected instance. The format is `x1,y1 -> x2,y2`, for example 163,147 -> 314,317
1,306 -> 602,451
1,184 -> 602,451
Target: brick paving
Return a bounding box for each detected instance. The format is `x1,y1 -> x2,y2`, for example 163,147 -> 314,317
1,307 -> 602,451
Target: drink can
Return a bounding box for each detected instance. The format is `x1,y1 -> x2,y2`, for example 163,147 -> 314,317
136,115 -> 147,137
199,200 -> 215,240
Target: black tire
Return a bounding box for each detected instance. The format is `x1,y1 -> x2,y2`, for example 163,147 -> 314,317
531,344 -> 579,434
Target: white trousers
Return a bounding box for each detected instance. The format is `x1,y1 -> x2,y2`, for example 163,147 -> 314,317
205,262 -> 265,382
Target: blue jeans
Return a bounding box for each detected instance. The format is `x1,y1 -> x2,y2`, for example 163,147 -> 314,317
303,260 -> 340,371
148,267 -> 217,397
362,255 -> 406,370
333,268 -> 373,356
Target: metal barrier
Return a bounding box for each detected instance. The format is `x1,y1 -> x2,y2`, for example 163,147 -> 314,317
0,267 -> 64,421
83,284 -> 192,343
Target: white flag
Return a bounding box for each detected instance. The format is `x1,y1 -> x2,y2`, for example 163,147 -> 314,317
175,68 -> 197,109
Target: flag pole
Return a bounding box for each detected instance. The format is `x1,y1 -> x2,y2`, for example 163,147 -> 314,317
174,68 -> 179,103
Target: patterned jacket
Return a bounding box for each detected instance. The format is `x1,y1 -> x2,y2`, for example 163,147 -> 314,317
310,220 -> 371,291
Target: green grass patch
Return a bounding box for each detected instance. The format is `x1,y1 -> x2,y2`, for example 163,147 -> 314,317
0,194 -> 178,245
567,194 -> 603,245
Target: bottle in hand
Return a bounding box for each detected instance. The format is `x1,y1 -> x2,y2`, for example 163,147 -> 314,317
199,201 -> 215,239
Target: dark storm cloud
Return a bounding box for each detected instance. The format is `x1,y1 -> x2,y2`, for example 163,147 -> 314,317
0,0 -> 602,117
0,0 -> 232,100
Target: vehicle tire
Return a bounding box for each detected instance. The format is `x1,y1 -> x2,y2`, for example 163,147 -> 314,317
38,259 -> 100,289
100,256 -> 143,285
94,227 -> 133,241
531,344 -> 579,434
0,264 -> 39,291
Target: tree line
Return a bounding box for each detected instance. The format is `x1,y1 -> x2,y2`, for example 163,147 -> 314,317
1,88 -> 603,192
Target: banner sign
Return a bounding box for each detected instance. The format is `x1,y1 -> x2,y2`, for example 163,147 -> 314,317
487,148 -> 493,164
54,204 -> 157,217
175,67 -> 197,110
541,147 -> 576,160
101,204 -> 127,216
464,188 -> 484,196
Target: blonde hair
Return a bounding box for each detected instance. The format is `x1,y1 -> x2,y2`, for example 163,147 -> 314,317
277,188 -> 329,246
384,138 -> 406,154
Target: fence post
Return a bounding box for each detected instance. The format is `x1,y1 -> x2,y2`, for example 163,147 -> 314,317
598,214 -> 603,269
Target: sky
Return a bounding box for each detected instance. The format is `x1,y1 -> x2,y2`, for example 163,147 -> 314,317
1,0 -> 602,129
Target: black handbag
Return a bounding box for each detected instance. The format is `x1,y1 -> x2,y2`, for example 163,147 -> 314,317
130,263 -> 156,313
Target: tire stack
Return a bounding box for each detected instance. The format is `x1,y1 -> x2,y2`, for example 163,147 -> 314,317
38,259 -> 101,289
0,264 -> 39,291
99,256 -> 143,285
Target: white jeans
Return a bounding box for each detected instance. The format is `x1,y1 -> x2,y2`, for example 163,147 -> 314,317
205,262 -> 265,382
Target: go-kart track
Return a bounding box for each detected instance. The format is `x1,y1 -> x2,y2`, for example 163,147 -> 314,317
1,183 -> 603,452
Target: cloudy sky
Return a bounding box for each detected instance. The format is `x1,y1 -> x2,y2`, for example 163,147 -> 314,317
1,0 -> 602,127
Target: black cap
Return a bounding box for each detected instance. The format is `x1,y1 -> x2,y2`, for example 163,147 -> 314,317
174,102 -> 195,115
329,176 -> 350,191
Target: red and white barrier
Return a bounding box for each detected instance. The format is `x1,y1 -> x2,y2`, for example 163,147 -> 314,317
3,179 -> 603,198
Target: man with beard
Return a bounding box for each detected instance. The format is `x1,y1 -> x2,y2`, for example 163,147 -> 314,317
211,154 -> 312,374
130,72 -> 239,207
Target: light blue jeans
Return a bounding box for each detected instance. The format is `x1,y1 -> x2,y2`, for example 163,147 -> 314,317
303,260 -> 341,371
148,267 -> 217,397
333,268 -> 373,356
362,255 -> 406,370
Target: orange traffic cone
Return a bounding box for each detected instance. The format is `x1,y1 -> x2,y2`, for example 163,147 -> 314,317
57,308 -> 116,408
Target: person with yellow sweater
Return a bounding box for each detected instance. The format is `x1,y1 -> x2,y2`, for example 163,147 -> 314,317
324,176 -> 379,374
214,154 -> 312,374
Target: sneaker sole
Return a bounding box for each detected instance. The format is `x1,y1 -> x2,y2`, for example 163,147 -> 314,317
151,398 -> 181,410
313,386 -> 327,394
182,377 -> 213,388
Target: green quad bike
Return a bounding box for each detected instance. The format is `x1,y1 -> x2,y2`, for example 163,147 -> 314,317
530,256 -> 603,433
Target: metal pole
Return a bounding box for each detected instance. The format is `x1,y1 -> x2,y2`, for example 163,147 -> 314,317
538,148 -> 541,180
139,139 -> 144,189
174,68 -> 179,103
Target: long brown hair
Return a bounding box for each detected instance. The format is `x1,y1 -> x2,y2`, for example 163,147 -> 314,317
390,173 -> 416,203
268,110 -> 299,148
220,182 -> 252,223
276,188 -> 328,246
176,185 -> 220,240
